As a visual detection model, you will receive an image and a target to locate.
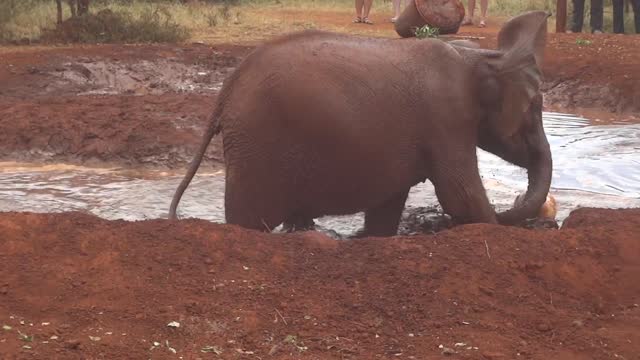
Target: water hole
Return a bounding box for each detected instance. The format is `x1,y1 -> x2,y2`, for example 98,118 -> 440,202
1,112 -> 639,238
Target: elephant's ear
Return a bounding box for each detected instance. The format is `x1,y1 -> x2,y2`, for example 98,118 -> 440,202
497,10 -> 549,67
487,11 -> 550,136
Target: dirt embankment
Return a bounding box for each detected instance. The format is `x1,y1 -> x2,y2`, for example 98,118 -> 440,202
468,29 -> 640,120
0,31 -> 639,168
0,207 -> 638,359
541,33 -> 640,118
0,43 -> 252,168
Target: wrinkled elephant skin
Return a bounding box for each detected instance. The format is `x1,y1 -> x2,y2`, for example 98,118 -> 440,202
170,11 -> 554,237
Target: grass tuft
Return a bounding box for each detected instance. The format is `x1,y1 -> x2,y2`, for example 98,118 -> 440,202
415,24 -> 440,39
41,7 -> 191,44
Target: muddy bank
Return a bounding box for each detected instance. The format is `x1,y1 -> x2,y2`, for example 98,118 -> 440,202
540,33 -> 640,119
0,93 -> 225,168
469,31 -> 640,120
0,32 -> 639,168
0,207 -> 639,359
0,43 -> 251,168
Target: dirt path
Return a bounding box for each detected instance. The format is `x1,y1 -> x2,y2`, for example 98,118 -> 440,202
0,208 -> 638,359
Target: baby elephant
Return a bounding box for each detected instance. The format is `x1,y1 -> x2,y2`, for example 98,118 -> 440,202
170,11 -> 553,237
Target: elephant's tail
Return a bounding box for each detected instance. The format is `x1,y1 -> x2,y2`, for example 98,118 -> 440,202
168,111 -> 222,220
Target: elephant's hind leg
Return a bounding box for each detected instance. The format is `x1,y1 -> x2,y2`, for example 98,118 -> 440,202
224,178 -> 288,232
358,190 -> 409,237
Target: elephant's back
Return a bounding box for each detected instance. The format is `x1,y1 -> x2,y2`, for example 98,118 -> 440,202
217,32 -> 462,215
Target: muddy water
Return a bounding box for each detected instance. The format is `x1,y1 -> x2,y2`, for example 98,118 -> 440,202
1,113 -> 639,237
40,58 -> 233,97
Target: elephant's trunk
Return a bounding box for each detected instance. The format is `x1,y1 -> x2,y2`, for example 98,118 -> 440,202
496,121 -> 553,225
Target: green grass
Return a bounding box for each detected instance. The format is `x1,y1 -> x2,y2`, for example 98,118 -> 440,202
575,38 -> 592,46
482,0 -> 557,15
415,24 -> 440,39
41,7 -> 191,43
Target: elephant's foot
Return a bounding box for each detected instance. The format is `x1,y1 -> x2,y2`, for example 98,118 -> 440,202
431,159 -> 497,225
282,216 -> 316,233
357,190 -> 409,238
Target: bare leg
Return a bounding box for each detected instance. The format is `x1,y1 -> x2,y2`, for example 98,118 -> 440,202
462,0 -> 476,25
392,0 -> 403,21
356,190 -> 409,237
478,0 -> 488,27
361,0 -> 374,24
354,0 -> 364,22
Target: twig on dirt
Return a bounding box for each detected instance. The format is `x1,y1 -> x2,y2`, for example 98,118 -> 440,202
261,219 -> 270,232
440,35 -> 486,40
549,293 -> 554,306
484,240 -> 491,259
275,309 -> 288,325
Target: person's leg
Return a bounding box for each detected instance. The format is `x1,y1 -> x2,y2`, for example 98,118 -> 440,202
571,0 -> 585,32
632,0 -> 640,33
354,0 -> 364,22
362,0 -> 374,24
590,0 -> 604,33
462,0 -> 476,25
613,0 -> 625,33
392,0 -> 401,21
478,0 -> 488,27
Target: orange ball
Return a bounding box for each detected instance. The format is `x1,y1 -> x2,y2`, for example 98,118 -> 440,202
514,193 -> 557,220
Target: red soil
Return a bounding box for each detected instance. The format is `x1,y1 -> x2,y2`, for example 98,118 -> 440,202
1,208 -> 639,359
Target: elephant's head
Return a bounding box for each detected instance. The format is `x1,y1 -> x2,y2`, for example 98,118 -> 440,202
450,11 -> 553,225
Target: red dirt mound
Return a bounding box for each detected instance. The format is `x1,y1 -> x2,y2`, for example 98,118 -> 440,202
1,208 -> 639,359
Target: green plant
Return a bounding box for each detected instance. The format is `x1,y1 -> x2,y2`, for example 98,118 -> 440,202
415,24 -> 439,39
575,38 -> 592,46
41,6 -> 190,44
218,4 -> 231,21
0,0 -> 45,42
206,11 -> 218,27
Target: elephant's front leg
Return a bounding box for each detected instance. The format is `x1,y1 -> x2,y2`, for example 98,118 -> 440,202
431,159 -> 497,225
355,190 -> 410,237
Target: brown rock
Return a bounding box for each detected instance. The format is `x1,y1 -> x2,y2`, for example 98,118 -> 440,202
64,339 -> 82,350
537,322 -> 552,332
482,352 -> 506,359
441,346 -> 456,355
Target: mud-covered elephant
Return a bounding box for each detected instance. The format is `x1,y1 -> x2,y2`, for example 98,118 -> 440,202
169,10 -> 553,237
